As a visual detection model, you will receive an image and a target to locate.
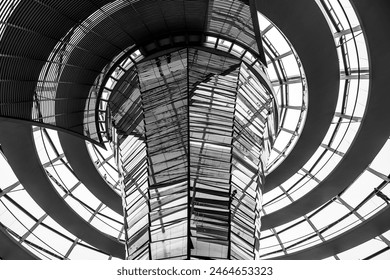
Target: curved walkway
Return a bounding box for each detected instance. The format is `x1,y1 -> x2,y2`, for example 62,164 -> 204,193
0,120 -> 125,259
0,226 -> 38,260
259,0 -> 339,191
270,205 -> 390,259
262,0 -> 390,230
59,132 -> 122,215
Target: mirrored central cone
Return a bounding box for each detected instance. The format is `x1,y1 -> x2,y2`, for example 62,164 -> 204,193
108,47 -> 276,260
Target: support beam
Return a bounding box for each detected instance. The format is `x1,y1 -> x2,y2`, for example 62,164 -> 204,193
249,0 -> 267,65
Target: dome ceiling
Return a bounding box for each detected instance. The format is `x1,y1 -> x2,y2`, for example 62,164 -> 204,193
1,0 -> 390,260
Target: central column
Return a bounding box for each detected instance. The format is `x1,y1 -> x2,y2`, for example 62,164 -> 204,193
112,47 -> 275,259
137,49 -> 241,259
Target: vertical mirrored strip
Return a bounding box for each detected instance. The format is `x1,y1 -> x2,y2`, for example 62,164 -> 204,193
189,69 -> 239,259
230,64 -> 273,259
121,135 -> 150,259
138,49 -> 189,259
